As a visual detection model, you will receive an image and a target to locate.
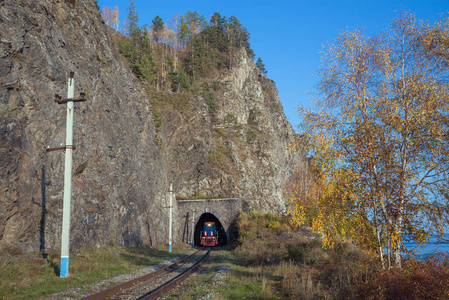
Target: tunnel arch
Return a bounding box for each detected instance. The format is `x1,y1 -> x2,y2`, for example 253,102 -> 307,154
194,212 -> 227,246
175,199 -> 242,247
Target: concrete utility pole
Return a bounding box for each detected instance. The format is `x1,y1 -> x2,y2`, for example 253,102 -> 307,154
169,182 -> 173,252
191,209 -> 196,246
48,72 -> 86,278
60,74 -> 74,278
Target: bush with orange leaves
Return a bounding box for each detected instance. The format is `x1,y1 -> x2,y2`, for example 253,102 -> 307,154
356,253 -> 449,300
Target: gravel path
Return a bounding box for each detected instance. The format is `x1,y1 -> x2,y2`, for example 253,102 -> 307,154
159,250 -> 232,299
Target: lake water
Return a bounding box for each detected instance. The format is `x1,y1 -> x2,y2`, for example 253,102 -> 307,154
403,235 -> 449,259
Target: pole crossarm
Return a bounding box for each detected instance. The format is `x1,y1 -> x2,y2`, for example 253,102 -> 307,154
54,92 -> 86,104
46,145 -> 76,152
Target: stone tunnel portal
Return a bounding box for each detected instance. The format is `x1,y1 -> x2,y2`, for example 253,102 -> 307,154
176,198 -> 242,247
194,213 -> 227,246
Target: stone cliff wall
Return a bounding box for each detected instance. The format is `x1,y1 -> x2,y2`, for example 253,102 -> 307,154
0,0 -> 167,251
158,49 -> 303,213
215,51 -> 302,212
0,0 -> 304,252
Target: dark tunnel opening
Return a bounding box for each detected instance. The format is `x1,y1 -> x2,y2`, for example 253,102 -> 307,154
194,213 -> 227,246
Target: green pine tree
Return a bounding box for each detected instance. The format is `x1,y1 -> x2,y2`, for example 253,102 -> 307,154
256,57 -> 267,75
151,15 -> 164,42
126,0 -> 141,41
93,0 -> 100,11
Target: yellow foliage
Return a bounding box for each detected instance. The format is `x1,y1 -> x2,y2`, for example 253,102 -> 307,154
291,11 -> 449,268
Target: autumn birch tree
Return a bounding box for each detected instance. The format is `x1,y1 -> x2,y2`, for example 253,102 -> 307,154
101,6 -> 119,31
291,12 -> 449,268
101,7 -> 114,28
112,5 -> 119,30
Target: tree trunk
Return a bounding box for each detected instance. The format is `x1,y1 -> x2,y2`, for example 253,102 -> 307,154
393,223 -> 402,267
373,205 -> 385,269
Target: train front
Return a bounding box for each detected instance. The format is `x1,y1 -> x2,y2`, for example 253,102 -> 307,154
200,222 -> 218,246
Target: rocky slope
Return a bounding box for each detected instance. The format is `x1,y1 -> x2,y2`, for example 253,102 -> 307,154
0,0 -> 303,252
156,49 -> 302,212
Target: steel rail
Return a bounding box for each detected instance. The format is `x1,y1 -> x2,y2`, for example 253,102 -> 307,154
138,249 -> 210,300
82,249 -> 205,300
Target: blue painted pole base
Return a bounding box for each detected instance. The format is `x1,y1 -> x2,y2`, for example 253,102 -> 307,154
169,244 -> 172,252
60,256 -> 69,278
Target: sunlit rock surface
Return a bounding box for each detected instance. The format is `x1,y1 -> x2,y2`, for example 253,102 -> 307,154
0,0 -> 304,252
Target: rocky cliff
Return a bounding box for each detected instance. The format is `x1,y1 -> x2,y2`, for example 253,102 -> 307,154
0,0 -> 167,252
0,0 -> 303,252
156,49 -> 301,212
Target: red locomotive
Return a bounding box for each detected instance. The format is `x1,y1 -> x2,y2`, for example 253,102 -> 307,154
200,222 -> 218,246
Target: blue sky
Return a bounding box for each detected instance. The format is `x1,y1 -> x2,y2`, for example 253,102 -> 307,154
97,0 -> 448,130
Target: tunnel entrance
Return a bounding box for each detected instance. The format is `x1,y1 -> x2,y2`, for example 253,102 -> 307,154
194,213 -> 227,246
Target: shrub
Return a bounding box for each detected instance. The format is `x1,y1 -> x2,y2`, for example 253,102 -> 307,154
152,107 -> 162,131
247,108 -> 260,126
212,80 -> 220,91
200,89 -> 216,117
356,253 -> 449,299
207,146 -> 232,169
234,211 -> 381,298
267,220 -> 280,229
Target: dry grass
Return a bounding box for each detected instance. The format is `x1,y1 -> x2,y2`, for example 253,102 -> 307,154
233,212 -> 449,299
356,253 -> 449,299
0,244 -> 192,299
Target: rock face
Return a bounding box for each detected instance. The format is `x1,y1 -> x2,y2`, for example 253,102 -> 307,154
0,0 -> 166,251
157,49 -> 302,213
0,0 -> 304,252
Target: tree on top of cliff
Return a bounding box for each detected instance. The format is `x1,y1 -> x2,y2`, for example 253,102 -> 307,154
179,11 -> 206,47
151,16 -> 164,42
101,7 -> 114,27
126,0 -> 141,41
94,0 -> 100,11
109,7 -> 257,91
256,58 -> 267,75
101,6 -> 119,30
112,6 -> 119,30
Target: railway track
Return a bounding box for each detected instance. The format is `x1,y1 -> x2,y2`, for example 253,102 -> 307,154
83,249 -> 210,300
